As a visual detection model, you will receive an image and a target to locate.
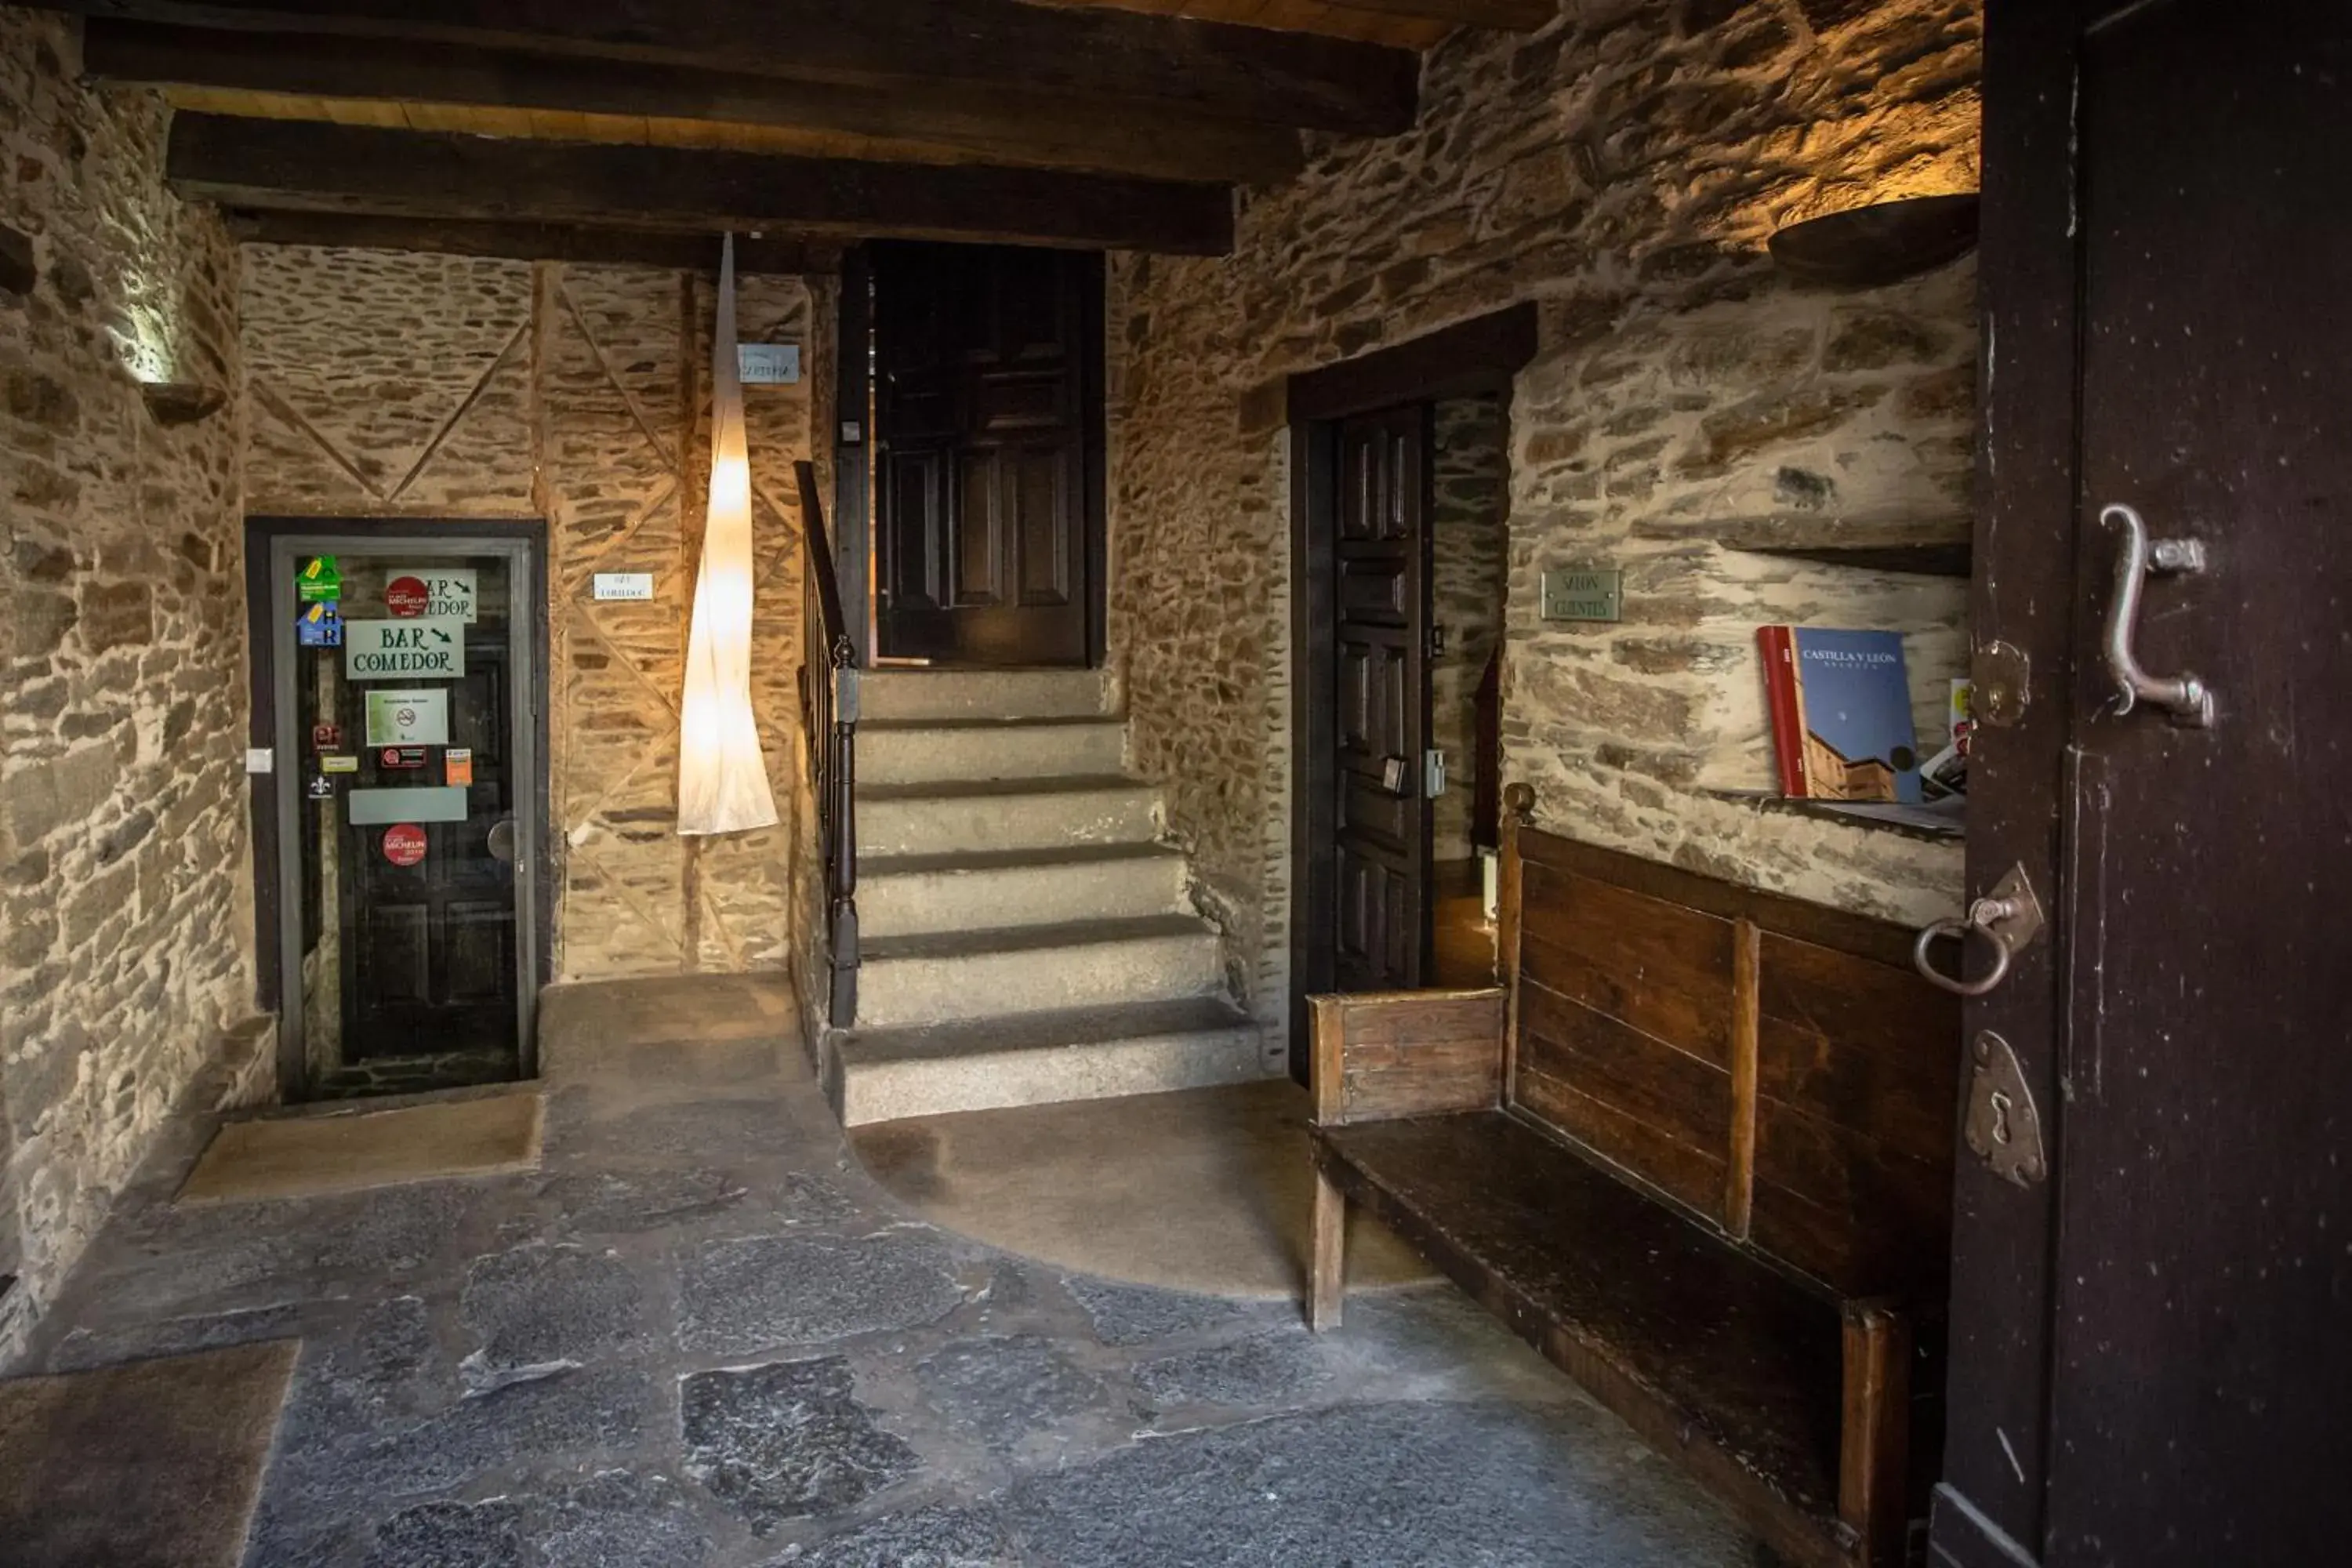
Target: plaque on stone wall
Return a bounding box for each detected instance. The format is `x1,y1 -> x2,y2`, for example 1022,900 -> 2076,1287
1540,567 -> 1624,622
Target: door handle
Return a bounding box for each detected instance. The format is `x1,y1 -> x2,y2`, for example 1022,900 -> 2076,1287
2099,503 -> 2216,727
487,818 -> 517,866
1913,863 -> 2045,998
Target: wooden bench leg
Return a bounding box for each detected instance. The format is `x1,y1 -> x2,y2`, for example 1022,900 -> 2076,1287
1310,1163 -> 1347,1331
1838,1300 -> 1912,1568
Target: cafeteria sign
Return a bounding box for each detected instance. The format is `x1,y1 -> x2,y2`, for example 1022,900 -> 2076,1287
346,616 -> 466,678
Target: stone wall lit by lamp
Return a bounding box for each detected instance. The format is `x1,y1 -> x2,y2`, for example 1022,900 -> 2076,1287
677,234 -> 780,835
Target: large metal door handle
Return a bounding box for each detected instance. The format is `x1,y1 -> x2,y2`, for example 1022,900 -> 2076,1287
2100,503 -> 2215,727
1913,864 -> 2045,998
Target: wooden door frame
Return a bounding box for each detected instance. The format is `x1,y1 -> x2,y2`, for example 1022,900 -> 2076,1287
1931,4 -> 2096,1564
836,242 -> 1109,670
243,517 -> 554,1101
1282,303 -> 1538,1078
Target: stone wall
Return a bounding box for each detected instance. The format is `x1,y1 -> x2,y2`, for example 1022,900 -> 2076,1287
0,9 -> 256,1358
241,248 -> 814,980
1431,394 -> 1509,862
1108,0 -> 1980,1037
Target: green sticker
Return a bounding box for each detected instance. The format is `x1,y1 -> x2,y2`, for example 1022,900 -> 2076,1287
297,554 -> 343,603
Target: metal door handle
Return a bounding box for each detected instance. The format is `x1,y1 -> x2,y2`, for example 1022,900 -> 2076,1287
2100,503 -> 2215,727
1913,863 -> 2045,998
487,818 -> 517,865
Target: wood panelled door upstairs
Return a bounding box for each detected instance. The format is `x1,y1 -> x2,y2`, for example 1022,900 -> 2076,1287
873,240 -> 1104,666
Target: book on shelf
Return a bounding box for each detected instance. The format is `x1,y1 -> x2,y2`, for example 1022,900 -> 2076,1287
1756,626 -> 1921,804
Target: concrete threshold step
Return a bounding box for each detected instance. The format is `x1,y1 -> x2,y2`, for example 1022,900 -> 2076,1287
858,842 -> 1189,940
858,715 -> 1125,786
854,913 -> 1223,1029
827,996 -> 1273,1125
860,666 -> 1111,723
855,775 -> 1159,858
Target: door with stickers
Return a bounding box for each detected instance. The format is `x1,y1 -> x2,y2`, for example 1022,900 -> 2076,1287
270,534 -> 542,1100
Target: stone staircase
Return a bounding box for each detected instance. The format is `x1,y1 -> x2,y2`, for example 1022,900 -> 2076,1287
821,668 -> 1279,1125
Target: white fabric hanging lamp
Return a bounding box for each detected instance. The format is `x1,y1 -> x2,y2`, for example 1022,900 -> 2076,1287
677,232 -> 780,835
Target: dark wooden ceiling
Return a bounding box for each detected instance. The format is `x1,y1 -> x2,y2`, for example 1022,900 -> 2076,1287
44,0 -> 1560,263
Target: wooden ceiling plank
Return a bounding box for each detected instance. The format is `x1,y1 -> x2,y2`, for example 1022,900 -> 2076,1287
166,114 -> 1236,255
225,210 -> 841,274
1319,0 -> 1556,31
51,0 -> 1417,135
83,20 -> 1305,186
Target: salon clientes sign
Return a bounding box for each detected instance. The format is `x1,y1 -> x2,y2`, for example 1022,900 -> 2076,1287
345,617 -> 466,679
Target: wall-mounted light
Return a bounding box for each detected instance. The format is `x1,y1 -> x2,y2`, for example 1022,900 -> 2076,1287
677,233 -> 780,836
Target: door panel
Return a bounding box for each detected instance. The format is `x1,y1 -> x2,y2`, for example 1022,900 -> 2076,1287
1330,402 -> 1432,993
874,241 -> 1098,664
1940,5 -> 2352,1563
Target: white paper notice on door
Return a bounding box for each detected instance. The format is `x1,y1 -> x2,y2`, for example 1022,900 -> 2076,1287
364,688 -> 450,747
346,616 -> 466,678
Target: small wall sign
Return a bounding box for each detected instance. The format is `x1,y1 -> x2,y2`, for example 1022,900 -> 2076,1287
381,822 -> 428,867
1540,566 -> 1625,623
320,753 -> 358,775
445,747 -> 474,787
347,616 -> 466,678
310,721 -> 343,752
738,343 -> 801,385
386,568 -> 477,622
593,572 -> 655,601
306,775 -> 336,800
379,746 -> 428,770
364,688 -> 450,747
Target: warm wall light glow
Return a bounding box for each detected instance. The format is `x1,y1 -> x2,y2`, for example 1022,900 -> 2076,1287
677,234 -> 780,835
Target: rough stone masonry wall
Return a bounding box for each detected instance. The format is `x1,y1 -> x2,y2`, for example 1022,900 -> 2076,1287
1109,0 -> 1980,1036
0,9 -> 257,1358
241,248 -> 814,980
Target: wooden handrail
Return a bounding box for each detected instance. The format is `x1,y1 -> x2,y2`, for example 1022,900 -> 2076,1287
793,459 -> 858,1027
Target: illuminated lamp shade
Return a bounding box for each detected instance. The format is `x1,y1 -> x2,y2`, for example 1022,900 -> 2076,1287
677,234 -> 780,835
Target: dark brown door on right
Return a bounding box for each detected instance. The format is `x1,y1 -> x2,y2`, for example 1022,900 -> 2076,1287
1938,5 -> 2352,1564
873,241 -> 1099,666
1331,403 -> 1432,992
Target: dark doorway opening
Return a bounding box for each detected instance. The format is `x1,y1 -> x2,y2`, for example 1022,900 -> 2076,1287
1286,304 -> 1537,1076
864,239 -> 1107,667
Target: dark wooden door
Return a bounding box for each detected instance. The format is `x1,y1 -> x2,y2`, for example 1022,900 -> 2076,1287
329,636 -> 517,1058
873,241 -> 1101,666
1330,403 -> 1433,992
1938,5 -> 2352,1564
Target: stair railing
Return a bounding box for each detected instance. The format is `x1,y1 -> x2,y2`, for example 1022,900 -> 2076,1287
794,459 -> 858,1027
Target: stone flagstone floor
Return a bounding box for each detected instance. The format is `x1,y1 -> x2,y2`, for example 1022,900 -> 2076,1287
16,976 -> 1759,1567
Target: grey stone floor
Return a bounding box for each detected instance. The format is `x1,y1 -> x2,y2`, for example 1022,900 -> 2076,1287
20,980 -> 1760,1567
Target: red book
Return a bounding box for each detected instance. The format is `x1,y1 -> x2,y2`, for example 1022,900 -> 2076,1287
1757,625 -> 1808,797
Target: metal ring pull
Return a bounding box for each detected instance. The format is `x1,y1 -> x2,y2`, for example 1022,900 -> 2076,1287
1912,865 -> 2046,1000
1913,910 -> 2017,998
2100,503 -> 2216,728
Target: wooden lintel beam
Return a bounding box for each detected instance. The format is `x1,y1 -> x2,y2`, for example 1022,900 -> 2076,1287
1329,0 -> 1560,30
222,212 -> 842,274
82,20 -> 1304,187
53,0 -> 1417,135
167,114 -> 1235,256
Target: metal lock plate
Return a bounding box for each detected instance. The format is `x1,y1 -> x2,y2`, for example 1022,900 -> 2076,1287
1973,640 -> 2031,729
1964,1029 -> 2047,1188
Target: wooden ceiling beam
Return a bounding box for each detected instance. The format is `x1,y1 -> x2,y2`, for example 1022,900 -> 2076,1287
222,212 -> 843,274
52,0 -> 1417,134
166,114 -> 1235,256
83,21 -> 1305,186
1317,0 -> 1559,30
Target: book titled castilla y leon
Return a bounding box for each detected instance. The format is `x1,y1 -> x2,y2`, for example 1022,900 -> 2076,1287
1756,626 -> 1921,804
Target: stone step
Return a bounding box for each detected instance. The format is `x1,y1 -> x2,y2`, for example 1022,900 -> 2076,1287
858,666 -> 1111,724
826,996 -> 1273,1125
858,716 -> 1126,786
852,914 -> 1224,1029
858,844 -> 1190,940
855,777 -> 1159,858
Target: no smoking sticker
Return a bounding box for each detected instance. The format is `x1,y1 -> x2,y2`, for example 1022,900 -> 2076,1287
382,823 -> 428,867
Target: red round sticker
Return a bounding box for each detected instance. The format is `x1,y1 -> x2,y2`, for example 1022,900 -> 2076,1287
382,823 -> 428,867
385,575 -> 430,618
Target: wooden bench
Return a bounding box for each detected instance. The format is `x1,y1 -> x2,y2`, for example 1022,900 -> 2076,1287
1308,804 -> 1959,1568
